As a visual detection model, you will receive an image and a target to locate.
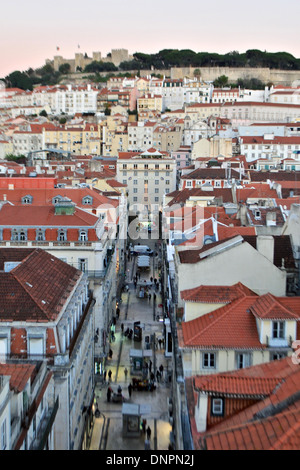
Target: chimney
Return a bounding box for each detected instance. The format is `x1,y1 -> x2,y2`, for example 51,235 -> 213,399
257,235 -> 274,265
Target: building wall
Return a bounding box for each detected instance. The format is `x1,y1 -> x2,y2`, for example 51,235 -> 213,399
176,241 -> 287,308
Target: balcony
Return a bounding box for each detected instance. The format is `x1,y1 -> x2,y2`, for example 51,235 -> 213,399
29,397 -> 59,450
266,335 -> 293,349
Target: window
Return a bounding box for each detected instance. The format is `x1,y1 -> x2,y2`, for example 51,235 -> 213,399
203,352 -> 215,369
272,321 -> 285,339
22,195 -> 33,204
78,258 -> 88,272
29,337 -> 44,356
1,420 -> 7,450
79,230 -> 88,241
0,337 -> 8,359
236,353 -> 251,369
36,229 -> 45,242
58,230 -> 67,242
211,398 -> 224,416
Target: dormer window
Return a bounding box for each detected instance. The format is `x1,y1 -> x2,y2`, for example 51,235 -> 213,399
52,196 -> 63,205
254,209 -> 261,220
22,195 -> 33,204
79,230 -> 88,241
11,229 -> 27,241
58,229 -> 67,242
82,196 -> 93,205
36,229 -> 45,242
211,398 -> 224,416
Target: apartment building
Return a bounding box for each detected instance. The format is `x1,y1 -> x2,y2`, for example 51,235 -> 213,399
239,135 -> 300,163
137,93 -> 163,113
0,361 -> 56,450
127,121 -> 156,151
117,148 -> 177,214
0,248 -> 95,449
43,122 -> 101,156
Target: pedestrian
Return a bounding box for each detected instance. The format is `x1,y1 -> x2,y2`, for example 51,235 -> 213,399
116,307 -> 120,319
149,359 -> 152,373
107,386 -> 112,402
150,276 -> 153,283
158,338 -> 162,349
128,383 -> 132,398
121,323 -> 124,335
146,426 -> 151,440
144,439 -> 151,450
148,293 -> 151,302
124,367 -> 128,379
103,370 -> 107,382
153,292 -> 156,302
156,370 -> 160,382
109,349 -> 113,358
159,364 -> 164,375
142,419 -> 147,434
108,370 -> 112,381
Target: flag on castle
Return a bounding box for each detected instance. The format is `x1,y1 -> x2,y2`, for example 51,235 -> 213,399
57,46 -> 60,51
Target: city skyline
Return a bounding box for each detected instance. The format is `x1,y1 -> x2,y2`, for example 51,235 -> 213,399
1,0 -> 300,77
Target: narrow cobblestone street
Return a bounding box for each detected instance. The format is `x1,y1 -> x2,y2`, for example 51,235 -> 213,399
89,242 -> 172,451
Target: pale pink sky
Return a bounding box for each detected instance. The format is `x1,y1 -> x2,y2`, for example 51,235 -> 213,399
1,0 -> 300,77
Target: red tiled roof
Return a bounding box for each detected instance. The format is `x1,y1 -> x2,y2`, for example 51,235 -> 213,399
0,249 -> 82,322
249,293 -> 300,320
194,375 -> 280,397
0,204 -> 99,227
0,363 -> 36,393
181,282 -> 257,303
180,297 -> 264,349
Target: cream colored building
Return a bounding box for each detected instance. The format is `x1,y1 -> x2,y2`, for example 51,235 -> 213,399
43,122 -> 101,156
117,148 -> 177,214
178,291 -> 298,377
173,235 -> 287,310
137,94 -> 163,113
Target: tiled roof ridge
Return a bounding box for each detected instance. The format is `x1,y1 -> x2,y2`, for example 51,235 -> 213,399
194,374 -> 282,397
199,405 -> 300,450
249,293 -> 300,320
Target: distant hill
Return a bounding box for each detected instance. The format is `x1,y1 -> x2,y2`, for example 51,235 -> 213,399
3,49 -> 300,90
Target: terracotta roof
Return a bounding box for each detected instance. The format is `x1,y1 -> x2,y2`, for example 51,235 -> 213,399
0,204 -> 99,227
0,363 -> 36,393
181,282 -> 257,303
0,248 -> 82,322
194,375 -> 280,397
190,357 -> 300,450
180,297 -> 264,349
249,293 -> 300,320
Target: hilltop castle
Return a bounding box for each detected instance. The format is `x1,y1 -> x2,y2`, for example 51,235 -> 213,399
46,49 -> 133,72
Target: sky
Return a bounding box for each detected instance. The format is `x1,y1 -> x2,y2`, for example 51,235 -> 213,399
1,0 -> 300,77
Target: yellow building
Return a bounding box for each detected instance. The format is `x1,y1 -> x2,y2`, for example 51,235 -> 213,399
43,122 -> 101,156
137,94 -> 163,113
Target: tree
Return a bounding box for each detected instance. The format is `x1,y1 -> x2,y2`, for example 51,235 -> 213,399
59,63 -> 71,74
5,71 -> 33,91
213,75 -> 229,87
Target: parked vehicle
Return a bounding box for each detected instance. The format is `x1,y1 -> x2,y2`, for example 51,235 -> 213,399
131,245 -> 153,256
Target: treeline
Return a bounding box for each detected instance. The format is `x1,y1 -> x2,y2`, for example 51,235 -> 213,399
3,49 -> 300,91
119,49 -> 300,71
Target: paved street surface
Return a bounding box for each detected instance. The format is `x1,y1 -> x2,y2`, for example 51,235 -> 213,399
89,241 -> 172,451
